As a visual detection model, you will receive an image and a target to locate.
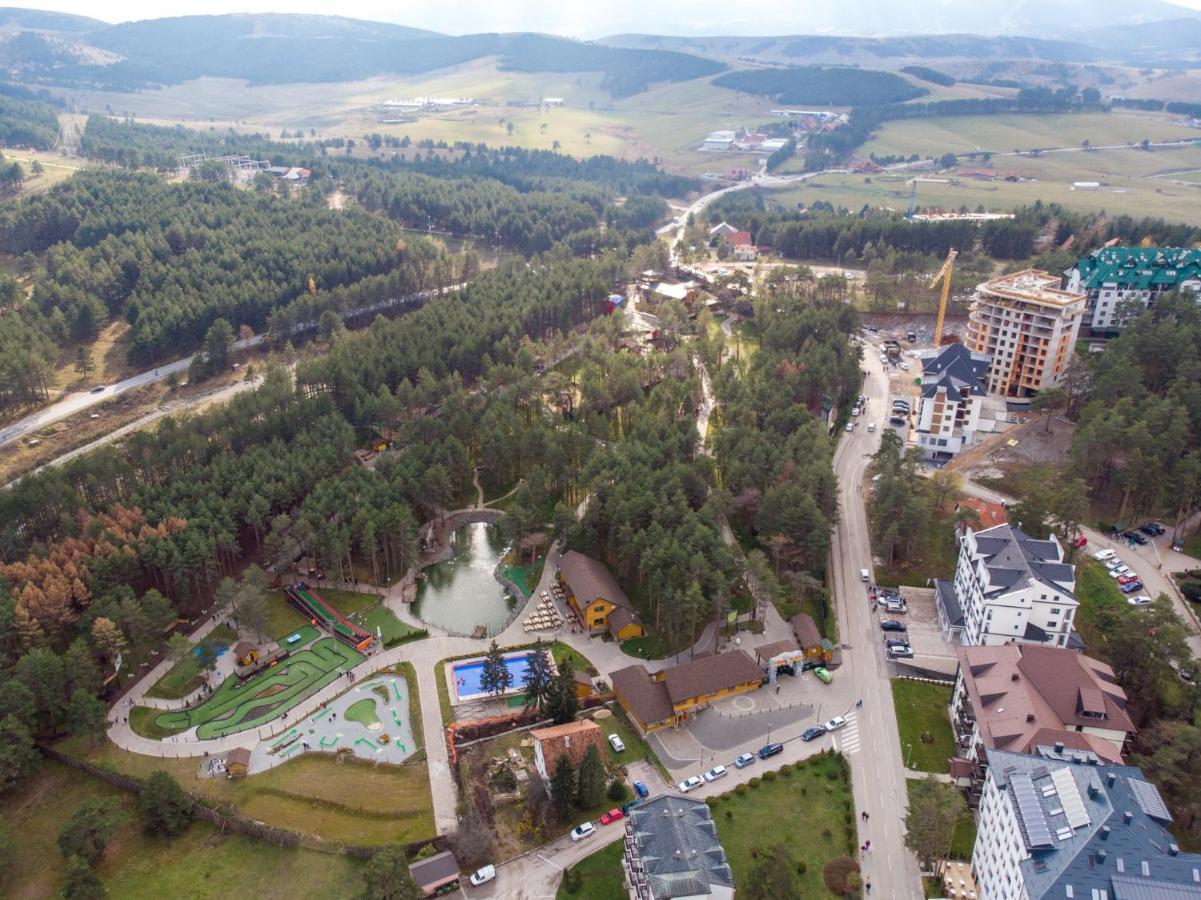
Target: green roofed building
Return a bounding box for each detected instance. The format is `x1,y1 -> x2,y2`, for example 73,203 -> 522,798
1066,247 -> 1201,334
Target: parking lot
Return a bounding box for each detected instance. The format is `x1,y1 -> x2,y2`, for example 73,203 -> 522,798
876,586 -> 959,677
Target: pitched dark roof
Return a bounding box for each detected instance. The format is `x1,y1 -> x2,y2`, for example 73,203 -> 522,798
935,578 -> 963,628
611,664 -> 674,726
1016,644 -> 1134,734
607,605 -> 643,637
627,795 -> 735,898
660,650 -> 763,705
971,524 -> 1076,600
559,550 -> 635,611
755,639 -> 799,663
790,612 -> 822,648
408,850 -> 460,891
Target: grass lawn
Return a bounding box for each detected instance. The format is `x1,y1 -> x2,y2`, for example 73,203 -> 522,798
599,704 -> 671,783
0,759 -> 362,899
129,705 -> 188,739
710,752 -> 858,898
1072,560 -> 1129,665
146,624 -> 238,700
620,634 -> 672,660
557,839 -> 625,900
57,736 -> 435,847
500,559 -> 545,598
890,679 -> 955,774
359,605 -> 425,646
262,587 -> 380,642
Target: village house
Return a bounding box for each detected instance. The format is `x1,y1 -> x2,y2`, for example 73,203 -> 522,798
557,551 -> 645,639
530,718 -> 608,781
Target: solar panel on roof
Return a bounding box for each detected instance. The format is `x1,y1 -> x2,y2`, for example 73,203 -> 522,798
1051,767 -> 1091,830
1128,778 -> 1172,823
1012,773 -> 1055,849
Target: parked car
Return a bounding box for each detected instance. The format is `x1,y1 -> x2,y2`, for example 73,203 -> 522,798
1121,581 -> 1145,594
889,416 -> 908,427
469,865 -> 496,887
1093,548 -> 1116,561
1140,522 -> 1166,536
1117,573 -> 1140,585
824,716 -> 849,732
801,726 -> 827,742
678,776 -> 704,793
599,808 -> 625,825
90,384 -> 106,393
887,643 -> 914,659
868,422 -> 877,432
1104,558 -> 1123,570
1109,566 -> 1132,578
1122,531 -> 1148,545
703,765 -> 728,783
845,422 -> 854,433
570,822 -> 597,841
812,666 -> 833,684
1127,595 -> 1153,607
734,753 -> 756,769
758,742 -> 784,759
1073,535 -> 1088,549
633,780 -> 649,799
880,619 -> 907,633
608,734 -> 625,753
881,598 -> 907,614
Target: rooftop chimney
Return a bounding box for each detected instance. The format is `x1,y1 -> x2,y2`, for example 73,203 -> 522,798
1011,673 -> 1020,681
1124,811 -> 1134,825
1097,851 -> 1108,865
1107,773 -> 1117,788
1055,741 -> 1065,753
1170,845 -> 1180,856
1100,826 -> 1111,841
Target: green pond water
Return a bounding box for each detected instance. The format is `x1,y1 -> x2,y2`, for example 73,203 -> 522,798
411,522 -> 516,635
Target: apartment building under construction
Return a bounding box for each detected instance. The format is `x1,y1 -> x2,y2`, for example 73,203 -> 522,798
965,270 -> 1086,400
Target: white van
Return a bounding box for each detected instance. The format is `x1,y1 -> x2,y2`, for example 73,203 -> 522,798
867,422 -> 876,432
860,569 -> 871,582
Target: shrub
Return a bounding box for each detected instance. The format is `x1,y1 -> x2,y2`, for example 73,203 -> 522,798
607,778 -> 629,803
721,791 -> 732,801
735,784 -> 749,796
796,860 -> 807,875
764,770 -> 777,781
562,867 -> 582,894
826,767 -> 841,780
706,797 -> 718,808
822,827 -> 832,839
780,763 -> 793,775
822,856 -> 861,895
725,809 -> 734,819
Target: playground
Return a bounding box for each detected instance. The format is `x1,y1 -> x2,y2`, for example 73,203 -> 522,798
155,637 -> 363,740
250,674 -> 418,769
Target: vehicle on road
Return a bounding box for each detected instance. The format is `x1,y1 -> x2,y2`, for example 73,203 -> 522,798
469,865 -> 496,887
1093,549 -> 1116,561
802,726 -> 827,742
868,422 -> 876,432
703,765 -> 728,783
1117,573 -> 1140,584
599,808 -> 625,825
1122,531 -> 1148,545
880,619 -> 907,632
633,780 -> 649,798
812,666 -> 832,684
570,822 -> 596,841
1128,595 -> 1153,607
889,415 -> 908,427
886,642 -> 914,659
608,734 -> 625,752
824,716 -> 848,732
1073,535 -> 1088,548
1109,566 -> 1132,578
678,776 -> 704,793
1104,557 -> 1123,570
90,385 -> 106,393
899,361 -> 910,371
880,598 -> 907,613
845,422 -> 854,432
734,753 -> 756,768
1121,581 -> 1145,593
758,742 -> 784,759
860,569 -> 871,582
1140,522 -> 1166,536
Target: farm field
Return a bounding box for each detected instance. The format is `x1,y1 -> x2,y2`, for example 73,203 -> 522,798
0,760 -> 362,899
768,143 -> 1201,224
861,110 -> 1199,159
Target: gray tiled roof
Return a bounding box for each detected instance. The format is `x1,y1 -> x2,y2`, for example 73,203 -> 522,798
627,795 -> 734,899
935,579 -> 963,628
920,342 -> 990,399
985,749 -> 1201,899
972,524 -> 1076,600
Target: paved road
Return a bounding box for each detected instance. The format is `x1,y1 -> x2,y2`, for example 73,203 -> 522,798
831,344 -> 924,898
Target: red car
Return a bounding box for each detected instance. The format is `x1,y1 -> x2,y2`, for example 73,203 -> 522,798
1118,574 -> 1140,585
1073,535 -> 1088,548
599,809 -> 625,825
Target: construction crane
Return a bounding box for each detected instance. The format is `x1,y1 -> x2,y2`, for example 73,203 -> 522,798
906,178 -> 917,219
930,248 -> 958,347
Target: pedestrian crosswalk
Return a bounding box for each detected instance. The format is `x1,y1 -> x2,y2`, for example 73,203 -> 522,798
834,711 -> 862,755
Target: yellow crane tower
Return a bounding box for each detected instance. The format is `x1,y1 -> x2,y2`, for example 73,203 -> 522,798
930,248 -> 958,347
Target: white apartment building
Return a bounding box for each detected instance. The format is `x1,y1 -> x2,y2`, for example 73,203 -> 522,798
1066,247 -> 1201,333
965,270 -> 1085,400
953,523 -> 1077,648
974,749 -> 1199,900
914,342 -> 991,460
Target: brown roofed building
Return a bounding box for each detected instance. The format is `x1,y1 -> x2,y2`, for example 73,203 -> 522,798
557,550 -> 644,639
955,497 -> 1008,532
611,650 -> 764,735
531,718 -> 607,781
789,612 -> 835,666
950,643 -> 1134,784
224,747 -> 252,777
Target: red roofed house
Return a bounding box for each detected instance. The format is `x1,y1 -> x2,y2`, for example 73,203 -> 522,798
726,230 -> 753,248
531,718 -> 607,781
954,497 -> 1008,534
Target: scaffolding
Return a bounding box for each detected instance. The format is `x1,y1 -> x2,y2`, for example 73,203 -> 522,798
176,152 -> 271,181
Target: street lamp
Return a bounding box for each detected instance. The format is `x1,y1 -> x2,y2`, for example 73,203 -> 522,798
905,742 -> 913,769
767,721 -> 773,745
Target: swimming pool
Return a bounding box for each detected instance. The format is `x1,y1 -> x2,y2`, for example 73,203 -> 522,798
449,649 -> 554,702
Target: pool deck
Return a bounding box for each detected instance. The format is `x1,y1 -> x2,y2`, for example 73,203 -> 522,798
247,674 -> 417,773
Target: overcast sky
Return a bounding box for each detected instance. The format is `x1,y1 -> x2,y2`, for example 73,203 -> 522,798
26,0 -> 1201,36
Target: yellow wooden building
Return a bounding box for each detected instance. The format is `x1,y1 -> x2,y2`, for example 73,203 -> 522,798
557,550 -> 645,640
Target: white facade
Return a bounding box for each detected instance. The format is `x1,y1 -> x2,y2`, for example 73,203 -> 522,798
975,768 -> 1030,900
953,525 -> 1077,647
916,386 -> 983,456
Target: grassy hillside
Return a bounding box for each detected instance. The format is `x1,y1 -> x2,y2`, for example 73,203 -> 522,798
713,65 -> 926,106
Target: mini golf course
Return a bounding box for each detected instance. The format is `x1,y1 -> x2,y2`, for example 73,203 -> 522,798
250,674 -> 418,769
155,638 -> 362,740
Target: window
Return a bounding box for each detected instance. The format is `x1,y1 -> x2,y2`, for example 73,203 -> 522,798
1047,621 -> 1057,630
592,618 -> 605,627
1050,608 -> 1061,615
